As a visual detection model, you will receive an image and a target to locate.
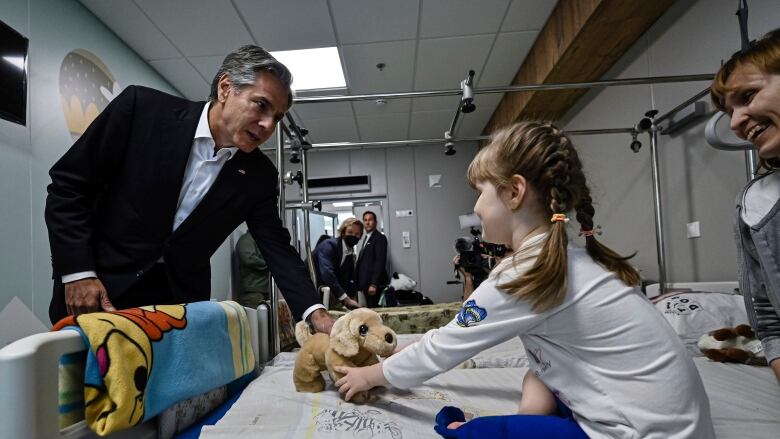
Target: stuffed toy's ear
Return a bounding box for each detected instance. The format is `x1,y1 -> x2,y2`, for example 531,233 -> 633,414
330,313 -> 359,357
295,321 -> 313,347
711,328 -> 737,341
735,324 -> 755,338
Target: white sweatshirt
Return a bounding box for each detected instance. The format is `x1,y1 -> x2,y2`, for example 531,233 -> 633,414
383,233 -> 714,439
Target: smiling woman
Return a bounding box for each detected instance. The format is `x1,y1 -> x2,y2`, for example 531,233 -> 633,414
711,28 -> 780,169
710,28 -> 780,386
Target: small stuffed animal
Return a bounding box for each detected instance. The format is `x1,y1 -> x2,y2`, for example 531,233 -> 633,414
293,308 -> 397,403
697,324 -> 766,365
389,272 -> 417,291
385,272 -> 433,306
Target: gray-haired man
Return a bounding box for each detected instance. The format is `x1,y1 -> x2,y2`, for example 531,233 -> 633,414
46,45 -> 334,334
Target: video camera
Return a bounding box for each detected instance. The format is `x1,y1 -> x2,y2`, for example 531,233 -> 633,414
454,228 -> 507,285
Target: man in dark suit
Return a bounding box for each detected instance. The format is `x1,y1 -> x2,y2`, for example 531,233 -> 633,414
356,211 -> 389,307
311,218 -> 362,309
45,45 -> 334,334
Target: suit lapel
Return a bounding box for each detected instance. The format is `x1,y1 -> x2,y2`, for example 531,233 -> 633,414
157,102 -> 204,233
358,233 -> 373,264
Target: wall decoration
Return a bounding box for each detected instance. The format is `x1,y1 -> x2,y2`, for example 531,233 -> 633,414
59,49 -> 121,141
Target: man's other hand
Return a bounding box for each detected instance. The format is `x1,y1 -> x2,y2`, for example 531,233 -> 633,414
309,308 -> 335,334
64,278 -> 116,317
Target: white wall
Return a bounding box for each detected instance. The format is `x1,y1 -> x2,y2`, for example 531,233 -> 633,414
275,0 -> 780,301
0,0 -> 179,345
279,142 -> 478,305
560,0 -> 780,284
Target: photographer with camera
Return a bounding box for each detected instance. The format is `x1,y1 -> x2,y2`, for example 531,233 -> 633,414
452,228 -> 506,301
451,255 -> 477,301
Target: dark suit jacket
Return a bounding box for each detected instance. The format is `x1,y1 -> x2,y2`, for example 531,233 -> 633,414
45,85 -> 319,323
356,231 -> 389,292
311,237 -> 353,298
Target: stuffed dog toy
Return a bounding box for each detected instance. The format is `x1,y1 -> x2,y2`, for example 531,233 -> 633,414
697,324 -> 767,365
293,308 -> 397,403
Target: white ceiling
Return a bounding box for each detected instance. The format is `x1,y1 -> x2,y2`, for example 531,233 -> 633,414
79,0 -> 556,146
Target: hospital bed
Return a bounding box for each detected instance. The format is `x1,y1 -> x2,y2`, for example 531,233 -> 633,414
202,283 -> 780,439
0,304 -> 267,439
3,285 -> 780,438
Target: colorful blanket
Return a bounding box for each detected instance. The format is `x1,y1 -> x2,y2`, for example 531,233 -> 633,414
52,301 -> 254,436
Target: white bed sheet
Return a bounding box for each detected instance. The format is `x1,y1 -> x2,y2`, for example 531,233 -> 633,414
201,366 -> 526,438
202,346 -> 780,439
693,357 -> 780,438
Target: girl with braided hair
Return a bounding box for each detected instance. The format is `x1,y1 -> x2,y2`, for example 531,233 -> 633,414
334,121 -> 714,438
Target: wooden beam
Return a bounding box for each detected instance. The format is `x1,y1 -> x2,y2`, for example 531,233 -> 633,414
483,0 -> 675,134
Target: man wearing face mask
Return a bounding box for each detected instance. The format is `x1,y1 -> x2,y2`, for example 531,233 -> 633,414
312,218 -> 363,309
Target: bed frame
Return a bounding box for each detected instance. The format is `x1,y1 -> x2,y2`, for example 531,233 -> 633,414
644,281 -> 739,299
0,304 -> 273,439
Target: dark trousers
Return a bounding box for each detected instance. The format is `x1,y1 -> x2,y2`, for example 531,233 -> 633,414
365,287 -> 383,308
337,255 -> 357,299
112,263 -> 178,310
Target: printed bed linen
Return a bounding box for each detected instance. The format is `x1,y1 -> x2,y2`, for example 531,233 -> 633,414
200,337 -> 780,439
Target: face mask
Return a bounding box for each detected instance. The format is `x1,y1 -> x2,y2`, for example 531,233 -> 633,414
344,235 -> 360,247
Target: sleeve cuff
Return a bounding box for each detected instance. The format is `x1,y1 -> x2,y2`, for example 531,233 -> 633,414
381,360 -> 398,388
62,271 -> 97,284
760,336 -> 780,363
302,304 -> 326,322
381,350 -> 412,390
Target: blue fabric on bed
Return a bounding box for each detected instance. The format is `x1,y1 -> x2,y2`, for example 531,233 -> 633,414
434,397 -> 588,439
173,372 -> 254,439
226,371 -> 255,396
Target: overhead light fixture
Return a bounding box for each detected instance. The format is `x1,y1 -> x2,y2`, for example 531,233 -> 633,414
332,201 -> 354,208
271,47 -> 346,91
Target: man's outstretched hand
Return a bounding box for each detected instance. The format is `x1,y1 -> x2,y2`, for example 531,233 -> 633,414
309,308 -> 335,334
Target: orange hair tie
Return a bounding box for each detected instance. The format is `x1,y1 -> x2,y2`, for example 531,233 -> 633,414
550,213 -> 569,223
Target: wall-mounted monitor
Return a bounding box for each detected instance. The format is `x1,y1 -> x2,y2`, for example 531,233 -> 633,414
0,19 -> 28,126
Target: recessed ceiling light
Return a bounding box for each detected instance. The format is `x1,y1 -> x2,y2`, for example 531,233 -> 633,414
332,201 -> 354,208
271,47 -> 346,91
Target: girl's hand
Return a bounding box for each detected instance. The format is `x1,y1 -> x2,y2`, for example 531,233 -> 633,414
333,363 -> 388,402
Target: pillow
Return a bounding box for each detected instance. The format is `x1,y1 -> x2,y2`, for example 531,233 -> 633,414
329,302 -> 462,334
653,291 -> 749,341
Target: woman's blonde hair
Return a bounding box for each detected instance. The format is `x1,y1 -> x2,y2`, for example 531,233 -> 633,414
710,28 -> 780,170
468,121 -> 640,312
337,217 -> 363,238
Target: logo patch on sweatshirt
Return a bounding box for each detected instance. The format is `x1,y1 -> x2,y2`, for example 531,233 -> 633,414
456,300 -> 487,327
